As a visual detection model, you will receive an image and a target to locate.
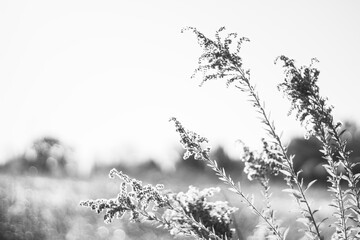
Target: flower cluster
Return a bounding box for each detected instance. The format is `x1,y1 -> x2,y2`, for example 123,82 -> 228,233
164,186 -> 238,239
182,26 -> 250,87
81,169 -> 237,240
80,168 -> 168,224
170,117 -> 210,161
241,139 -> 283,184
276,55 -> 333,138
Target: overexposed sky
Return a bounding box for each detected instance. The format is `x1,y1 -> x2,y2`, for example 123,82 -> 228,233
1,0 -> 360,173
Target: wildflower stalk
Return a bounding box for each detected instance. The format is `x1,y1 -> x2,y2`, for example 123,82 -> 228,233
170,117 -> 284,240
206,156 -> 283,240
277,55 -> 360,239
317,123 -> 349,240
326,114 -> 360,239
183,27 -> 322,239
239,99 -> 321,238
328,119 -> 360,229
243,81 -> 322,238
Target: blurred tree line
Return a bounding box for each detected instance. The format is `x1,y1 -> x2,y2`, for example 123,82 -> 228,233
173,120 -> 360,183
1,121 -> 360,182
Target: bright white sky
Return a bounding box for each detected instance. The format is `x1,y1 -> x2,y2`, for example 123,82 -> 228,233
1,0 -> 360,174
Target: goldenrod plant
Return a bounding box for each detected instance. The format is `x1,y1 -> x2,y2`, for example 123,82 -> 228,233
81,27 -> 360,240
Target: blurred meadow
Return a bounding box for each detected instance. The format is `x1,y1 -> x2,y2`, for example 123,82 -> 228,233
1,126 -> 360,239
0,167 -> 333,240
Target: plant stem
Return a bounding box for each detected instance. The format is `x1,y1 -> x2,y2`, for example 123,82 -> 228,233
329,123 -> 360,211
233,67 -> 322,239
202,154 -> 284,240
222,191 -> 245,240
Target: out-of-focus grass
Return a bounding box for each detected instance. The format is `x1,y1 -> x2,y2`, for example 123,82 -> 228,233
0,173 -> 174,240
0,171 -> 335,240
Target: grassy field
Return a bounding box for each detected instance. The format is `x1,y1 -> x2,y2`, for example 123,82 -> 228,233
0,169 -> 336,240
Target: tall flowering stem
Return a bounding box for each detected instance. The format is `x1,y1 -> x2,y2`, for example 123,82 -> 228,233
277,56 -> 360,239
183,27 -> 322,239
170,117 -> 285,240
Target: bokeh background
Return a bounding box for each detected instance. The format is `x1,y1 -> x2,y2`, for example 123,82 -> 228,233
1,0 -> 360,239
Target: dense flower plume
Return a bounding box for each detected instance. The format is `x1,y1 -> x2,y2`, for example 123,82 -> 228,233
164,186 -> 238,239
182,26 -> 250,87
276,56 -> 332,138
169,117 -> 210,161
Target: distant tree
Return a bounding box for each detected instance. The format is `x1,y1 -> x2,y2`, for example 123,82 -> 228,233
136,159 -> 162,173
29,137 -> 67,174
210,146 -> 243,174
0,136 -> 71,176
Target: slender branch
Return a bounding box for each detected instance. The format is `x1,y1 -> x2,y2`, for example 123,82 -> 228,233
276,55 -> 356,239
204,155 -> 284,240
239,77 -> 322,239
170,117 -> 284,240
222,191 -> 245,240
